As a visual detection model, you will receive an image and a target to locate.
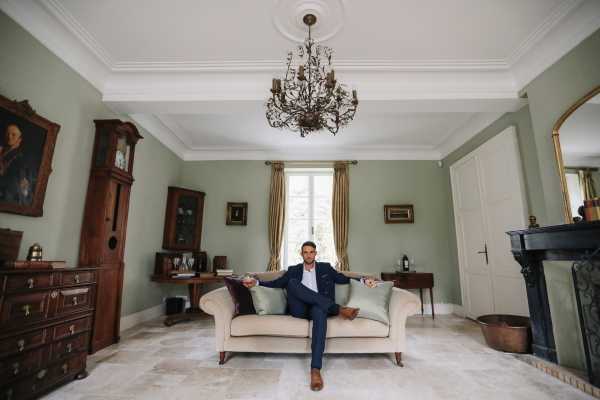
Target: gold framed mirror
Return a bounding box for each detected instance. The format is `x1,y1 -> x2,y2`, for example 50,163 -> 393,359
552,86 -> 600,223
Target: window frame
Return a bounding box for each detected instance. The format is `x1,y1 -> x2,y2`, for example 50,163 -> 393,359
282,168 -> 335,269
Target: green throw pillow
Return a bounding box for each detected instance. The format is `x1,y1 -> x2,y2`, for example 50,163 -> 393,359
345,279 -> 394,324
249,286 -> 287,315
335,283 -> 350,306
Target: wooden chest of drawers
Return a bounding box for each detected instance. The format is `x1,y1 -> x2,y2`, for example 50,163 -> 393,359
0,268 -> 96,399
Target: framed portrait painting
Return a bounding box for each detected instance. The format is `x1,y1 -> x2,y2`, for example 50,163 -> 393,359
0,94 -> 60,217
226,202 -> 248,226
384,204 -> 414,224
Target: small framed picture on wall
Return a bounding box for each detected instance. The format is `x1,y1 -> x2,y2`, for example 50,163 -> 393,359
384,204 -> 414,224
226,202 -> 248,225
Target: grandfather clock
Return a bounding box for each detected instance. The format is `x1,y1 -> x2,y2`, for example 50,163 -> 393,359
78,119 -> 142,353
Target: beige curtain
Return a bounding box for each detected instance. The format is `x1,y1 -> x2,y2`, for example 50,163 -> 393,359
332,162 -> 350,271
578,169 -> 597,200
267,162 -> 286,271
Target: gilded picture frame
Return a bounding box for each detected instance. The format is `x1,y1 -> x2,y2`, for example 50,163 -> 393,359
0,94 -> 60,217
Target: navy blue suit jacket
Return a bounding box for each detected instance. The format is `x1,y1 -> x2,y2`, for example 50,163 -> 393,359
259,262 -> 356,304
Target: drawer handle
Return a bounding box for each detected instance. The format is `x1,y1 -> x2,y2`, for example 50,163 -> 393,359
62,363 -> 69,374
5,388 -> 13,400
36,369 -> 47,380
26,278 -> 34,289
12,362 -> 19,375
69,325 -> 76,335
74,274 -> 80,283
17,339 -> 25,352
72,297 -> 79,306
66,343 -> 73,353
51,290 -> 58,299
22,304 -> 31,316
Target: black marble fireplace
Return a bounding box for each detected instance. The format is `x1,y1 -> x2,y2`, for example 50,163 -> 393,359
508,221 -> 600,385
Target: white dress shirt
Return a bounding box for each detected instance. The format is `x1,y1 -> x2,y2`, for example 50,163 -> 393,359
301,264 -> 318,292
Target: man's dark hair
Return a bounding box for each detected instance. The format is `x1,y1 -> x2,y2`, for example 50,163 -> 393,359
301,241 -> 317,251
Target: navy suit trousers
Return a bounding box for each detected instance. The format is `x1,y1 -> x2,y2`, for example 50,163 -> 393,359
286,278 -> 340,369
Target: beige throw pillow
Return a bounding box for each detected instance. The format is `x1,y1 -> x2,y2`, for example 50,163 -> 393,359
345,279 -> 394,324
249,286 -> 287,315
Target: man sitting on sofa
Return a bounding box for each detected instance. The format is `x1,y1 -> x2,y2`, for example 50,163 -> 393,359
242,241 -> 376,391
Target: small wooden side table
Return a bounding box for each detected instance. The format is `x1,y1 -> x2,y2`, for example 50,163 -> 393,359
151,275 -> 223,326
381,272 -> 435,318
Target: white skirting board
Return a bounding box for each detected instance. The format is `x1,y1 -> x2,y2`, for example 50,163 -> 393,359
418,303 -> 465,316
119,304 -> 164,332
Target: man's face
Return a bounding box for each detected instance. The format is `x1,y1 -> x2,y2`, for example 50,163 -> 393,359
6,125 -> 22,148
300,245 -> 317,264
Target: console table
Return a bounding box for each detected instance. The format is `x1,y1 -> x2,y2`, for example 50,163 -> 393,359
508,221 -> 600,385
381,272 -> 434,318
150,275 -> 223,326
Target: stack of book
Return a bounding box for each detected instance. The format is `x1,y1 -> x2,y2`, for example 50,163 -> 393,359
216,269 -> 234,276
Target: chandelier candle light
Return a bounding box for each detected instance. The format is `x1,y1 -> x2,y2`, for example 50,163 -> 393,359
266,14 -> 358,137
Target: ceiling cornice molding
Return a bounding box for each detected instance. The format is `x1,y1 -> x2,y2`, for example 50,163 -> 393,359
39,0 -> 114,67
111,58 -> 509,73
128,113 -> 187,159
0,0 -> 110,91
506,0 -> 584,67
510,0 -> 600,88
438,112 -> 506,159
180,146 -> 442,161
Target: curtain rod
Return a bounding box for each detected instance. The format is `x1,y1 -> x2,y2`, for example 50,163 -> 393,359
265,160 -> 358,166
565,166 -> 599,172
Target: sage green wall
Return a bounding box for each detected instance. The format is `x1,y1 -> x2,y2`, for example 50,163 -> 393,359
0,11 -> 182,317
441,28 -> 600,371
180,160 -> 459,304
525,28 -> 600,225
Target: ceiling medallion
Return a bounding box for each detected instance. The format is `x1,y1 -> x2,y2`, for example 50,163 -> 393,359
265,14 -> 358,137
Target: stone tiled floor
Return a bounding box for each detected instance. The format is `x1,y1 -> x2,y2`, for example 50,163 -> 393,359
42,315 -> 593,400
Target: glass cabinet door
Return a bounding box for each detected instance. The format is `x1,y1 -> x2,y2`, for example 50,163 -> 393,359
174,195 -> 198,246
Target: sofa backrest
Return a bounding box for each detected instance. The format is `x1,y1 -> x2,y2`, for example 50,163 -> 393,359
252,270 -> 367,281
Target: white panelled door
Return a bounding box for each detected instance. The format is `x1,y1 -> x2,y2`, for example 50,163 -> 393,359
451,126 -> 529,319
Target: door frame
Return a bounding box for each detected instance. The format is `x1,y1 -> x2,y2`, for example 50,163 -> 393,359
450,125 -> 528,318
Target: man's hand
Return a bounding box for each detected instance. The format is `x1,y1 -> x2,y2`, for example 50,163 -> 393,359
242,277 -> 257,288
363,277 -> 377,288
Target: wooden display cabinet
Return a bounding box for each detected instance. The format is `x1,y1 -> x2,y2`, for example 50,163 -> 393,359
162,187 -> 205,251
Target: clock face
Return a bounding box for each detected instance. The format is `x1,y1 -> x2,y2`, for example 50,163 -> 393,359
115,150 -> 126,170
115,136 -> 130,171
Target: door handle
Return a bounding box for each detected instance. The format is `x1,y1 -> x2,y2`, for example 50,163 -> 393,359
477,243 -> 489,265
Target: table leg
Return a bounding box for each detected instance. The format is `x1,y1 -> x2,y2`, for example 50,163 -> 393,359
419,288 -> 424,315
430,287 -> 435,319
187,283 -> 202,313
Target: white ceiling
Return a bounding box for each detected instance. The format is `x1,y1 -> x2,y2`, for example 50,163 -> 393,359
2,0 -> 600,160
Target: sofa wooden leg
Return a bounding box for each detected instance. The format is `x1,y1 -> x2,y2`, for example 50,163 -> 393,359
219,351 -> 226,365
395,352 -> 404,367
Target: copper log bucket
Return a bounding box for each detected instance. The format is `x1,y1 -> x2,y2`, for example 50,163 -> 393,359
476,314 -> 531,353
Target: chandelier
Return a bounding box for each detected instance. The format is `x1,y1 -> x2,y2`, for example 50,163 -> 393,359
266,14 -> 358,137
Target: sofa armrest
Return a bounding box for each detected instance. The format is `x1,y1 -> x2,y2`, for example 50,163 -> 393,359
200,287 -> 234,352
388,287 -> 420,352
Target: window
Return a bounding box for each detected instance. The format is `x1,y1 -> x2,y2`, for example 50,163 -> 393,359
565,171 -> 584,218
283,169 -> 337,268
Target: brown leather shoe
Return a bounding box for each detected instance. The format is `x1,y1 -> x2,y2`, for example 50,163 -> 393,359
339,306 -> 359,320
310,368 -> 323,391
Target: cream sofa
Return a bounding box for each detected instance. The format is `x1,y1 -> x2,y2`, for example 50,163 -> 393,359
199,271 -> 420,366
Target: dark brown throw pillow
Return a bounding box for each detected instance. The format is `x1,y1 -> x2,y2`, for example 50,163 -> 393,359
224,276 -> 256,316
